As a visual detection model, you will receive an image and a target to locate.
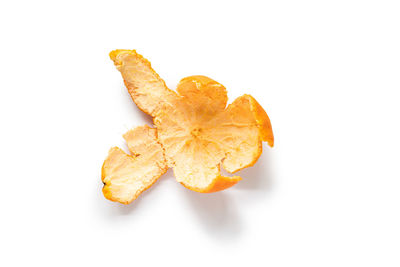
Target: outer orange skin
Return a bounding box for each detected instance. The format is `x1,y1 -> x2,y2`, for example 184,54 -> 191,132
107,49 -> 274,198
248,94 -> 274,147
180,176 -> 242,193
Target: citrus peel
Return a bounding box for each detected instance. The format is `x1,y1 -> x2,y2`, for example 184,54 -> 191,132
102,126 -> 167,204
103,49 -> 274,204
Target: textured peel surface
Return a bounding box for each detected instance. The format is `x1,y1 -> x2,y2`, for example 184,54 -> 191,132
110,50 -> 178,117
102,126 -> 167,204
107,49 -> 274,195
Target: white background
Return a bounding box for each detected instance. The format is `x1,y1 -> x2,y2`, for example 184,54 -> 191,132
1,0 -> 399,266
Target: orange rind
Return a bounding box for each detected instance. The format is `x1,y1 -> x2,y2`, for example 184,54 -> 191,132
102,126 -> 167,204
103,49 -> 274,204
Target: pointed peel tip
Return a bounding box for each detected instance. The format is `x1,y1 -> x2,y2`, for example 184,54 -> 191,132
109,49 -> 137,62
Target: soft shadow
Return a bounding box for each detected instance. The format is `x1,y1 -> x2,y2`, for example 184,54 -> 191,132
95,169 -> 174,218
182,189 -> 242,241
180,143 -> 274,240
234,143 -> 274,192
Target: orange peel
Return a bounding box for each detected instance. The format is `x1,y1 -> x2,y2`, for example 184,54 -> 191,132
103,49 -> 274,204
102,126 -> 167,204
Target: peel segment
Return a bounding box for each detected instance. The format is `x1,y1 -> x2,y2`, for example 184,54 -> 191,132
102,126 -> 167,204
110,49 -> 178,116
